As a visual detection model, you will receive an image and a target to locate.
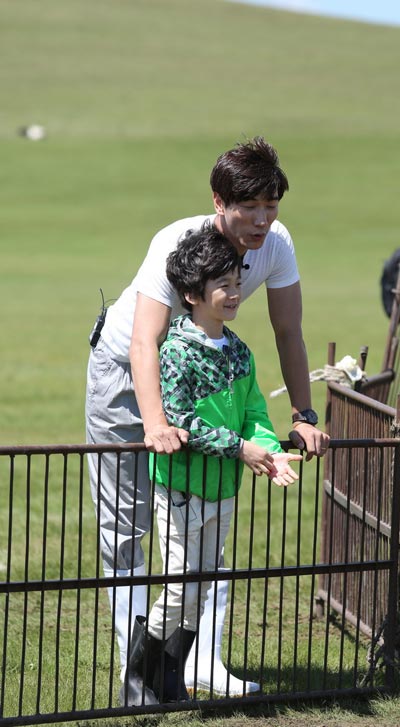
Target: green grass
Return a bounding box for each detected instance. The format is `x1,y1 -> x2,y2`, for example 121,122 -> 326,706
1,0 -> 400,725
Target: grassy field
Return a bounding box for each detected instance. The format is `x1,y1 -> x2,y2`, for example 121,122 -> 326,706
1,1 -> 400,725
2,0 -> 400,445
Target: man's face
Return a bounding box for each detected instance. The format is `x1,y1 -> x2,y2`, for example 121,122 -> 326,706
213,192 -> 279,255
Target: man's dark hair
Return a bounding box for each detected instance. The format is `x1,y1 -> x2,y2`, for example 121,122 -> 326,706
166,221 -> 241,312
210,136 -> 289,206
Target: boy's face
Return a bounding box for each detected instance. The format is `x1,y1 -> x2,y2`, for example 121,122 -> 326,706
188,268 -> 241,329
213,192 -> 279,255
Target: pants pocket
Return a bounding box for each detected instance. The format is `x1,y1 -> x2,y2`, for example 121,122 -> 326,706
156,486 -> 200,533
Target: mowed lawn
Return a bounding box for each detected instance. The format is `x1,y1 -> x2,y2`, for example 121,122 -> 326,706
1,0 -> 399,444
1,2 -> 400,726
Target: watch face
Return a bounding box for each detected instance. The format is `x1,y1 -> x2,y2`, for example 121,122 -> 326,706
302,409 -> 318,425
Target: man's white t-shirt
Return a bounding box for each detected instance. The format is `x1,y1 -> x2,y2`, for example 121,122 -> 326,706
101,214 -> 300,361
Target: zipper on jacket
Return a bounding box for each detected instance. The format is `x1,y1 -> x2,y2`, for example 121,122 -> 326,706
222,344 -> 234,394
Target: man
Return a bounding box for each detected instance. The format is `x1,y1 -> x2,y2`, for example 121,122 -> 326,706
86,136 -> 330,700
121,224 -> 303,706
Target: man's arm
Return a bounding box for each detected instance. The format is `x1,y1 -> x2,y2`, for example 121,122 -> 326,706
267,282 -> 330,459
129,293 -> 189,453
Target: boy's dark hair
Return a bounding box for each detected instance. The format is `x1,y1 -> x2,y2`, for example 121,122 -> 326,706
166,221 -> 241,312
210,136 -> 289,206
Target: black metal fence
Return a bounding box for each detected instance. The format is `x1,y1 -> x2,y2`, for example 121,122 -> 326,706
1,439 -> 399,726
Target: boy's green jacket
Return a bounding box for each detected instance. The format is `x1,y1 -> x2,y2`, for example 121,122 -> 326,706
149,315 -> 283,501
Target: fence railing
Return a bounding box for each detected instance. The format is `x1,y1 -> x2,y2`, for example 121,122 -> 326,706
1,439 -> 399,726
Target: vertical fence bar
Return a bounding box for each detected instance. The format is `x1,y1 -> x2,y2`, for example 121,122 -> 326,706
36,454 -> 50,714
144,450 -> 158,705
91,453 -> 102,711
368,447 -> 385,688
19,454 -> 32,716
353,446 -> 369,687
292,460 -> 303,692
72,453 -> 85,711
226,468 -> 240,699
54,454 -> 68,713
276,486 -> 288,693
242,475 -> 257,692
307,456 -> 319,692
259,477 -> 272,694
209,460 -> 223,699
323,446 -> 336,690
0,455 -> 14,718
384,439 -> 400,691
126,448 -> 140,684
338,447 -> 353,690
107,451 -> 120,708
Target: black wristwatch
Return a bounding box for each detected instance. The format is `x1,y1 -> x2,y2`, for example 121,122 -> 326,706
292,409 -> 318,426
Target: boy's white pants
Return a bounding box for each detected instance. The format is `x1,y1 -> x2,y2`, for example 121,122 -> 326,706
147,485 -> 234,640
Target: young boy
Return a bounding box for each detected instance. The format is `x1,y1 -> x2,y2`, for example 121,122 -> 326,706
122,223 -> 302,705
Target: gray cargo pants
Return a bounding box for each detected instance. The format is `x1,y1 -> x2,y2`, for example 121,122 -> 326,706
85,337 -> 151,572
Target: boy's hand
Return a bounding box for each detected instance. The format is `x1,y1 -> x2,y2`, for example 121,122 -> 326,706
269,452 -> 303,487
239,440 -> 275,476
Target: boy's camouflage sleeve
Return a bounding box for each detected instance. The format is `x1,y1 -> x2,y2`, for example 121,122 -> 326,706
160,343 -> 241,458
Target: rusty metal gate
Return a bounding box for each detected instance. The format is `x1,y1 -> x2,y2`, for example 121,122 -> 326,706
317,335 -> 400,644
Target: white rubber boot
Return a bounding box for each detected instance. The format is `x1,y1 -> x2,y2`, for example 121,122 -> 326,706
105,563 -> 147,681
184,578 -> 260,696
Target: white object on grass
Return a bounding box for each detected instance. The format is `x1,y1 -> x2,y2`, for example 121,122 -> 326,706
20,125 -> 46,141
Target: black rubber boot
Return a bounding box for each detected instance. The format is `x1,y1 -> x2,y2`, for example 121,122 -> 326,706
119,616 -> 163,706
156,627 -> 196,702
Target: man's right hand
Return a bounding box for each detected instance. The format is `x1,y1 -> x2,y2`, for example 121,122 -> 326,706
144,424 -> 189,454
